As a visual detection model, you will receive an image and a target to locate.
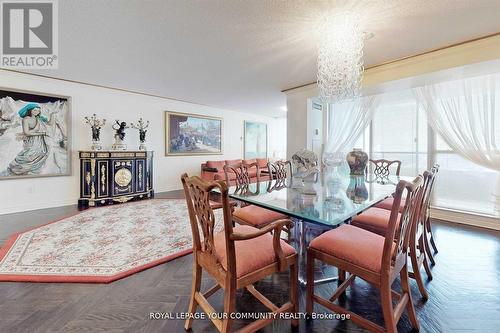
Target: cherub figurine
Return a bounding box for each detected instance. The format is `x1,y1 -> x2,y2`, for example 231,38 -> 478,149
113,120 -> 129,142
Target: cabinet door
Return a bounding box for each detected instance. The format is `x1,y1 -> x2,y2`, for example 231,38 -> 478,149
97,160 -> 110,198
81,159 -> 93,198
135,159 -> 146,193
112,160 -> 134,196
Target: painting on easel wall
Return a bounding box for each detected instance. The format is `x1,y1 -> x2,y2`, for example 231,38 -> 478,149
0,88 -> 71,179
244,121 -> 267,159
165,111 -> 223,156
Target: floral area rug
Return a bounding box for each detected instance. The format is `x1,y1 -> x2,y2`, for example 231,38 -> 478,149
0,199 -> 222,283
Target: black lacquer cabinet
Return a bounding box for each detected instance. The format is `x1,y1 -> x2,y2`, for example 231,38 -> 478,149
78,150 -> 154,209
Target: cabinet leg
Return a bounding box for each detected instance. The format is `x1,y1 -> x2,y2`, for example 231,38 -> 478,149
78,199 -> 89,210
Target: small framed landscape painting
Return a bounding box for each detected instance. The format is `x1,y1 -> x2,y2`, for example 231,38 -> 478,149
0,88 -> 71,180
165,111 -> 223,156
244,121 -> 267,159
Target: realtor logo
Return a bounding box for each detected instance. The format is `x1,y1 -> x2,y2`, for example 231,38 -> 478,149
1,0 -> 58,68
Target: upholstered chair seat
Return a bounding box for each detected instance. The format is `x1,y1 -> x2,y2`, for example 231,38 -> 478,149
225,162 -> 290,232
351,207 -> 400,236
306,176 -> 424,333
214,225 -> 296,278
233,205 -> 287,227
309,224 -> 395,273
352,168 -> 439,300
182,173 -> 299,332
375,196 -> 406,212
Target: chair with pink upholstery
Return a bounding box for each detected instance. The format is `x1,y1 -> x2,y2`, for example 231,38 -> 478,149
351,169 -> 436,299
181,173 -> 298,332
372,163 -> 440,266
372,159 -> 404,212
224,162 -> 289,230
306,176 -> 424,333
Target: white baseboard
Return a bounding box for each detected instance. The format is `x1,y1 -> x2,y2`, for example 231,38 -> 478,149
0,190 -> 176,216
430,207 -> 500,231
1,199 -> 76,215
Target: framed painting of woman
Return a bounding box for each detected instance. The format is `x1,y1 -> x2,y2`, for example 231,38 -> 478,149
0,88 -> 71,180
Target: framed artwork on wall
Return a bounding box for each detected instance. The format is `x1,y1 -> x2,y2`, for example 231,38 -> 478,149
0,88 -> 71,180
165,111 -> 223,156
244,121 -> 267,159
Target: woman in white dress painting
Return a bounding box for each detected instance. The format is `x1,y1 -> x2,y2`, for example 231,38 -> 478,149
7,103 -> 67,175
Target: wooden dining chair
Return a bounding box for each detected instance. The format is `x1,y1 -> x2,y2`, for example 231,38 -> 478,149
181,174 -> 299,333
224,162 -> 288,229
268,160 -> 292,180
351,169 -> 435,299
423,164 -> 439,265
374,163 -> 439,266
370,159 -> 402,178
266,160 -> 294,240
266,160 -> 292,191
306,176 -> 424,333
372,159 -> 403,212
405,169 -> 436,298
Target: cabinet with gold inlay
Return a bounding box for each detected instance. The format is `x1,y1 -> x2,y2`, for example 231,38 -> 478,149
78,151 -> 154,209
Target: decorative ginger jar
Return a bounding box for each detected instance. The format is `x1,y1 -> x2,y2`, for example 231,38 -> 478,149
346,149 -> 368,176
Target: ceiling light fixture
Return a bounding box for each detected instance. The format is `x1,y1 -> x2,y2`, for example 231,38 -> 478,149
317,11 -> 366,103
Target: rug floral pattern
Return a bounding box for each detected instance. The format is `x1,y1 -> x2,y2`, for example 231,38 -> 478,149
0,199 -> 223,281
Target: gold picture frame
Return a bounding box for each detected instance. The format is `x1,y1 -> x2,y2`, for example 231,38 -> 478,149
164,111 -> 223,156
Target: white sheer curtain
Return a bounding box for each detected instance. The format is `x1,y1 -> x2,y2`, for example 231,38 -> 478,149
324,95 -> 378,155
414,73 -> 500,172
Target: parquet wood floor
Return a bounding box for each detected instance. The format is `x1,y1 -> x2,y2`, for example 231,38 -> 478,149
0,192 -> 498,332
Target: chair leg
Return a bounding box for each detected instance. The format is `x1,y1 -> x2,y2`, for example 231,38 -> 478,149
306,251 -> 315,318
429,233 -> 438,254
427,217 -> 438,253
380,281 -> 398,333
221,286 -> 236,333
410,240 -> 429,300
419,237 -> 433,280
184,263 -> 202,330
290,261 -> 299,327
423,230 -> 436,266
400,264 -> 420,331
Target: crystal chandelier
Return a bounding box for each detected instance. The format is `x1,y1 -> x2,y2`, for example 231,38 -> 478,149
317,12 -> 365,103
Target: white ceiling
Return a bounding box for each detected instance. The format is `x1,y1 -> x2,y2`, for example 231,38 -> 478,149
28,0 -> 500,117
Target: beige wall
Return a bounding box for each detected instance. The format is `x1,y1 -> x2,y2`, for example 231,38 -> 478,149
0,70 -> 283,214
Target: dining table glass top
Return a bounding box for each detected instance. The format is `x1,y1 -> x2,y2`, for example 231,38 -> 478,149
226,173 -> 409,228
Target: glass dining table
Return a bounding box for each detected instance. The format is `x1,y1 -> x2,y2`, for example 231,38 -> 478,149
225,172 -> 407,284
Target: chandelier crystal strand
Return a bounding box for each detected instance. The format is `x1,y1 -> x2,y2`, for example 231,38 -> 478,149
317,13 -> 365,103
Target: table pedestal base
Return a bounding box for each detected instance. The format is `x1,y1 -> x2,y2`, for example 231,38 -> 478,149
291,219 -> 341,286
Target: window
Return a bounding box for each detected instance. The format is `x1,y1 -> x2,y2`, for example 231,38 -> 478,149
340,89 -> 499,217
433,135 -> 499,216
371,90 -> 427,177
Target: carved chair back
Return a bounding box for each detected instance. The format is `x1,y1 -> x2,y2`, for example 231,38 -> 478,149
369,159 -> 402,178
267,160 -> 292,191
224,162 -> 260,198
416,169 -> 437,233
382,175 -> 424,273
268,160 -> 292,180
181,174 -> 236,279
422,164 -> 439,228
